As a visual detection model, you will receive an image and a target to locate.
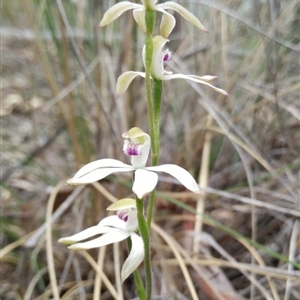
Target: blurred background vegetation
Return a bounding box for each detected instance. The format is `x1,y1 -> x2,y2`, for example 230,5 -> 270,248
1,0 -> 299,299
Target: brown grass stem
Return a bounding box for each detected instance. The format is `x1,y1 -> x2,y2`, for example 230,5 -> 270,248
193,116 -> 213,255
45,181 -> 65,300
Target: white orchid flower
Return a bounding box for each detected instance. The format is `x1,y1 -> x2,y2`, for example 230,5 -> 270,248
58,199 -> 143,282
67,127 -> 201,199
99,0 -> 208,38
116,35 -> 229,97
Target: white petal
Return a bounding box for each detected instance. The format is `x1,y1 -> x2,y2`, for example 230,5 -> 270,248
132,169 -> 158,199
151,36 -> 169,79
68,230 -> 129,250
162,74 -> 229,96
116,71 -> 146,97
67,159 -> 133,185
121,232 -> 144,282
156,8 -> 176,38
99,2 -> 142,27
133,9 -> 147,34
98,215 -> 126,230
157,2 -> 208,33
146,164 -> 201,194
58,225 -> 114,245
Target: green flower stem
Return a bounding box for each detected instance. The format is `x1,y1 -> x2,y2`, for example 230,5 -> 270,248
145,33 -> 155,156
147,79 -> 162,227
145,9 -> 155,34
147,191 -> 156,227
127,238 -> 146,299
152,79 -> 163,158
139,8 -> 164,300
145,9 -> 155,158
136,197 -> 152,300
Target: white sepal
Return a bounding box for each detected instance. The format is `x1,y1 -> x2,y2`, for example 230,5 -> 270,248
146,164 -> 201,194
99,2 -> 141,27
68,229 -> 130,250
58,225 -> 112,245
162,74 -> 229,96
67,167 -> 133,186
157,2 -> 208,33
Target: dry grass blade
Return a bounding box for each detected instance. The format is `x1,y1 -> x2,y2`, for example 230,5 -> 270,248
151,223 -> 200,300
45,181 -> 65,300
77,251 -> 120,300
24,186 -> 86,248
284,220 -> 299,300
193,115 -> 213,254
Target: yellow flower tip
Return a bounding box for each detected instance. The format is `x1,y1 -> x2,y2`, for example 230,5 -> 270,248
107,198 -> 136,211
122,127 -> 146,139
204,28 -> 210,34
58,238 -> 75,245
68,245 -> 83,251
66,179 -> 82,186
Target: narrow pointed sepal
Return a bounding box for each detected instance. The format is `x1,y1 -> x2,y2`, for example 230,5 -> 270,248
162,74 -> 229,96
58,225 -> 112,245
68,230 -> 130,250
157,2 -> 209,33
66,159 -> 133,186
99,2 -> 141,27
146,164 -> 201,194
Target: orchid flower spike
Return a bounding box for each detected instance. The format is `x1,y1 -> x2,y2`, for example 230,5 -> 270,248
116,35 -> 229,97
99,0 -> 208,38
67,127 -> 201,199
58,199 -> 143,282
